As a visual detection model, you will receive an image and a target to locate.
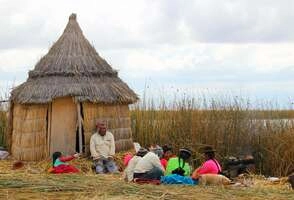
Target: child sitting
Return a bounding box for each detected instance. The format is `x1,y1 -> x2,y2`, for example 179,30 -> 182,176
50,152 -> 80,174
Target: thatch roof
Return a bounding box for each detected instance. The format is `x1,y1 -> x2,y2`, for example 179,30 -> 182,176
10,13 -> 138,104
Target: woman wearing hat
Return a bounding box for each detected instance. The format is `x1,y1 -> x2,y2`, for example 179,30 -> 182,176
133,146 -> 165,180
123,148 -> 148,182
191,146 -> 222,179
165,148 -> 192,176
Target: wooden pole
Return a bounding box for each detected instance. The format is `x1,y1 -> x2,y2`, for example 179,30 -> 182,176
47,103 -> 52,157
77,103 -> 83,153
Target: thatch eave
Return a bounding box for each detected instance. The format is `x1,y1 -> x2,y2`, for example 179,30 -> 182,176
10,75 -> 139,105
28,70 -> 118,78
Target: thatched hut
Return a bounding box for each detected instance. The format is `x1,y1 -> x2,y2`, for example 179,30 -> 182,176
7,14 -> 138,161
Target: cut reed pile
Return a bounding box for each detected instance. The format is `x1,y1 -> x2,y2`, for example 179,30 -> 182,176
0,158 -> 292,200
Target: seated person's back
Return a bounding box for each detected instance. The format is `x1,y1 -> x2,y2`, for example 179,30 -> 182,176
165,148 -> 192,176
124,148 -> 148,182
133,147 -> 165,180
134,151 -> 164,173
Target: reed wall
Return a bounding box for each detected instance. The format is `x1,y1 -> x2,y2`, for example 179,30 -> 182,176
83,103 -> 133,153
11,104 -> 48,160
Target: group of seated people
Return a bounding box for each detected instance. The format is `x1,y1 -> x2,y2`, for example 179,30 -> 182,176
49,120 -> 225,185
122,143 -> 222,185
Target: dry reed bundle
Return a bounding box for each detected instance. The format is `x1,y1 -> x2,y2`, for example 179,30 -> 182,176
0,158 -> 292,200
0,170 -> 292,199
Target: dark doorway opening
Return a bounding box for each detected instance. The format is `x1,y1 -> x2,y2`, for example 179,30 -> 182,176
76,102 -> 85,153
76,126 -> 85,153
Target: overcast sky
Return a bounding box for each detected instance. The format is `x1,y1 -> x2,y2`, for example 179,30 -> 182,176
0,0 -> 294,107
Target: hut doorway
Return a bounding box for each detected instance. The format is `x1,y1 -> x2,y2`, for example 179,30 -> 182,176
75,126 -> 85,153
76,102 -> 85,153
50,97 -> 77,155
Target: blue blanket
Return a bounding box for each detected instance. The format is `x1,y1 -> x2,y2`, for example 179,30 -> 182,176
160,174 -> 198,185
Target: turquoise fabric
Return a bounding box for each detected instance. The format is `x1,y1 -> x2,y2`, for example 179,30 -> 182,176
161,174 -> 197,185
54,158 -> 68,167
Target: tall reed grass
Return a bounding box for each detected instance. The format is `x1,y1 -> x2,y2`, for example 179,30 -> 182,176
0,88 -> 9,148
0,108 -> 7,147
130,95 -> 294,177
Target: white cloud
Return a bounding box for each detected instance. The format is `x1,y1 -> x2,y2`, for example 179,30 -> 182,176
102,43 -> 294,77
0,48 -> 47,72
0,0 -> 294,105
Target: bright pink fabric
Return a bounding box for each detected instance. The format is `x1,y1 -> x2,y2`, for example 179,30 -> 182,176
197,159 -> 222,175
123,154 -> 133,166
